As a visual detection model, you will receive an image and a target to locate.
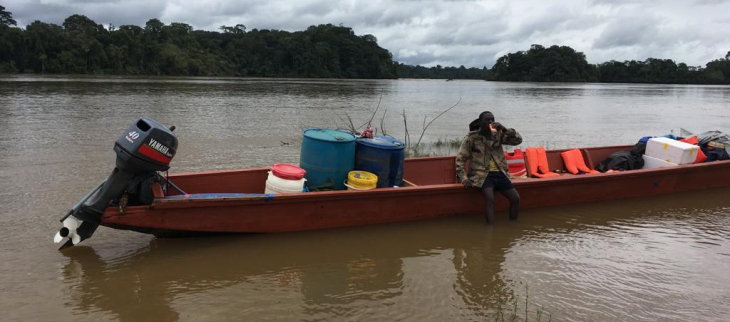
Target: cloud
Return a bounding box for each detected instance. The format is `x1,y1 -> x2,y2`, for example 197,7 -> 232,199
694,0 -> 729,5
7,0 -> 167,27
593,14 -> 661,49
3,0 -> 730,68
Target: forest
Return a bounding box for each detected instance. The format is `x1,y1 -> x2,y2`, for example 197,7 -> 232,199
2,6 -> 729,83
490,44 -> 730,84
0,7 -> 397,78
397,63 -> 490,80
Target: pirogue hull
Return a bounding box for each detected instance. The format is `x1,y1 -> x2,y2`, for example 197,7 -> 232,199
100,145 -> 730,235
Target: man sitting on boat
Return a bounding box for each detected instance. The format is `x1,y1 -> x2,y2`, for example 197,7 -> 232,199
456,111 -> 523,224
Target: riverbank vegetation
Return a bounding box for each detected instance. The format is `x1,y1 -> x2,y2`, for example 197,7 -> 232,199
490,44 -> 730,84
0,7 -> 397,78
1,6 -> 729,84
397,63 -> 490,80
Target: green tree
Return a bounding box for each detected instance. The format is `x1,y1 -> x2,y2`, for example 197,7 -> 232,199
145,19 -> 164,39
219,24 -> 246,34
490,44 -> 597,82
0,14 -> 399,78
0,28 -> 24,72
113,25 -> 145,73
703,58 -> 730,84
397,63 -> 489,79
25,21 -> 66,72
0,5 -> 16,26
62,15 -> 108,72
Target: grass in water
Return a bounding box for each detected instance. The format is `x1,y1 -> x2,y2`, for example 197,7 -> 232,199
491,284 -> 553,322
407,137 -> 463,157
433,137 -> 463,149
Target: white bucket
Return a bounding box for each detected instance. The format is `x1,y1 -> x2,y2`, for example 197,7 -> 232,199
265,171 -> 306,194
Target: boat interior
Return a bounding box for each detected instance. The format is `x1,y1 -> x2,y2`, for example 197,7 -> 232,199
402,145 -> 636,185
157,145 -> 636,197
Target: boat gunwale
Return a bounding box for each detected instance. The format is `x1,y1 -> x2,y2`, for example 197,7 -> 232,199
140,158 -> 730,209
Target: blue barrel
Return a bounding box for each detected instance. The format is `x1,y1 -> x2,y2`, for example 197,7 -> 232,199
355,136 -> 406,188
300,129 -> 356,190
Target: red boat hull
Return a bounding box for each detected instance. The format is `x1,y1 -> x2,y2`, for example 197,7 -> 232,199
101,145 -> 730,235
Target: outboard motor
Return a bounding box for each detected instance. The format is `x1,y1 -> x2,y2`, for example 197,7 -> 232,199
54,118 -> 178,249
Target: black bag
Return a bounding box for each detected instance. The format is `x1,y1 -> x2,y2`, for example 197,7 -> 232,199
596,142 -> 646,172
701,146 -> 730,162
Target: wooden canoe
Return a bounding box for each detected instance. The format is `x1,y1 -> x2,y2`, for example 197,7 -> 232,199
100,145 -> 730,236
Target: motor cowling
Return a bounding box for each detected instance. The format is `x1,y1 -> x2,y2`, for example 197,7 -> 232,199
54,118 -> 178,249
114,118 -> 178,173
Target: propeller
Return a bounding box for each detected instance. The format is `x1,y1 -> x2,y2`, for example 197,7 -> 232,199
54,217 -> 82,246
53,182 -> 104,250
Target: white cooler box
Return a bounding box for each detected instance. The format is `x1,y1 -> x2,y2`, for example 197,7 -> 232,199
645,137 -> 698,165
642,154 -> 679,169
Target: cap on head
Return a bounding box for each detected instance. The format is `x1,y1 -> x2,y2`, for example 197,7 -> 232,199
479,111 -> 495,122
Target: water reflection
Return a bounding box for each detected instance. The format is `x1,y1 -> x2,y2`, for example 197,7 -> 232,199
55,211 -> 610,320
58,187 -> 730,322
61,234 -> 409,321
60,219 -> 526,321
0,75 -> 389,100
61,246 -> 181,321
502,189 -> 730,322
498,85 -> 589,98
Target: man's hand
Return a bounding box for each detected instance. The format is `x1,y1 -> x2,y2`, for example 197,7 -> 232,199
462,179 -> 473,189
491,122 -> 506,133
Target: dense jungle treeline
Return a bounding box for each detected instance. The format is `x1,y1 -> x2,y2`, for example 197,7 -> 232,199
397,63 -> 490,79
0,7 -> 397,78
490,44 -> 730,84
2,6 -> 730,83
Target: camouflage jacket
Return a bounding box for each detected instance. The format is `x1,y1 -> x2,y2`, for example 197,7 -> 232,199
455,129 -> 522,187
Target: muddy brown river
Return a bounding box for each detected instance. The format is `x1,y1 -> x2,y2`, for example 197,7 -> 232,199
1,75 -> 729,322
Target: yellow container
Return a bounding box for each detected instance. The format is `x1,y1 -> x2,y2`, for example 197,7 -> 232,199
345,171 -> 378,190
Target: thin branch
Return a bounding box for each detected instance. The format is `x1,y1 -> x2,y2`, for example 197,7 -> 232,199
347,114 -> 356,134
358,89 -> 384,129
337,112 -> 357,134
525,284 -> 529,322
401,109 -> 410,149
379,103 -> 389,136
369,90 -> 384,126
415,97 -> 461,146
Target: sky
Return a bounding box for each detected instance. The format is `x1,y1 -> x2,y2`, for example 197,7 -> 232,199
4,0 -> 730,68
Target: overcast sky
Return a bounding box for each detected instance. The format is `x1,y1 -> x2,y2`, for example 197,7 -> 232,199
4,0 -> 730,68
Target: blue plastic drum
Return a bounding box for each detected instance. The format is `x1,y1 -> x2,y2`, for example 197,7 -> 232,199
355,136 -> 406,188
300,129 -> 356,190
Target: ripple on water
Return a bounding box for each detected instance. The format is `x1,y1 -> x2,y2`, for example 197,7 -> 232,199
503,205 -> 730,322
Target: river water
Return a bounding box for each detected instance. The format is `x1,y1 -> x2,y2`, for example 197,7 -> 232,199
1,75 -> 729,322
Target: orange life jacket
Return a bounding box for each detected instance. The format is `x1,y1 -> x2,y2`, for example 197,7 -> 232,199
695,149 -> 707,163
679,135 -> 699,145
560,149 -> 599,174
525,147 -> 559,178
505,149 -> 527,178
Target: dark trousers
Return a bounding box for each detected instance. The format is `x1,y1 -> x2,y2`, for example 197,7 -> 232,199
481,172 -> 520,223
